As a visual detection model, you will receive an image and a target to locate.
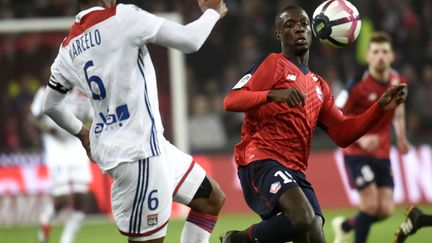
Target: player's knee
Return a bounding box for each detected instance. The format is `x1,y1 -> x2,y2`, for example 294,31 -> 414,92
286,209 -> 315,232
361,199 -> 379,215
378,204 -> 394,219
191,176 -> 225,215
207,178 -> 225,213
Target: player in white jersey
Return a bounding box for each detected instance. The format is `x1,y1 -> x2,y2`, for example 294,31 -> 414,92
32,86 -> 92,243
42,0 -> 228,242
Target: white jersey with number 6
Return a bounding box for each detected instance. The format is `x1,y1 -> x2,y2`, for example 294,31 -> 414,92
50,4 -> 172,171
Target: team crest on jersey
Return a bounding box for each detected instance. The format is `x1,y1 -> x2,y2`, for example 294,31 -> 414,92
147,214 -> 158,226
233,74 -> 252,89
270,181 -> 282,194
287,74 -> 297,81
315,86 -> 323,101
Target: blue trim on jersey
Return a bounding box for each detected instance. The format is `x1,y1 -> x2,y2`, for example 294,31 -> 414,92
137,158 -> 150,231
137,50 -> 160,156
243,55 -> 267,76
129,159 -> 146,233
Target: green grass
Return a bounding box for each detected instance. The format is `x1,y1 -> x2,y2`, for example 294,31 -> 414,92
1,206 -> 431,242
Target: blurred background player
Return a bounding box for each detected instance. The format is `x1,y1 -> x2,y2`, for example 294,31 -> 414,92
395,206 -> 432,243
42,0 -> 228,242
221,6 -> 408,243
332,32 -> 410,243
31,85 -> 93,243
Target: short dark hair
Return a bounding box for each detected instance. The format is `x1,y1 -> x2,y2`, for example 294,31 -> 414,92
275,5 -> 305,25
368,32 -> 392,46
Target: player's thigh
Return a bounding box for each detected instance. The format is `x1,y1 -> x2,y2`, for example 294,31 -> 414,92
108,158 -> 172,241
294,215 -> 325,243
278,187 -> 316,231
358,183 -> 379,213
377,187 -> 394,217
164,141 -> 208,206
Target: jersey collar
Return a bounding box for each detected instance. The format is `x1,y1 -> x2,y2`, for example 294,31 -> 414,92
75,6 -> 105,23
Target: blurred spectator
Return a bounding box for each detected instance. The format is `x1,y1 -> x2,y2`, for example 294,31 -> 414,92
189,94 -> 227,153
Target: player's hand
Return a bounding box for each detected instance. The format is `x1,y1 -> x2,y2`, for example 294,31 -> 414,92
76,126 -> 93,161
357,134 -> 380,152
378,84 -> 408,111
268,88 -> 306,108
198,0 -> 228,18
397,137 -> 410,154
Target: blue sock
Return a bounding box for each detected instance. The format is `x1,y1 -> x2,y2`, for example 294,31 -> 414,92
354,211 -> 380,243
251,214 -> 299,243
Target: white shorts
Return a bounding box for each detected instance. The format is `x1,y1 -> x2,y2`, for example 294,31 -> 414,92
108,140 -> 206,241
44,135 -> 92,196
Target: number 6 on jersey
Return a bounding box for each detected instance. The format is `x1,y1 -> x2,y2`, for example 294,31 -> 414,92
84,60 -> 106,100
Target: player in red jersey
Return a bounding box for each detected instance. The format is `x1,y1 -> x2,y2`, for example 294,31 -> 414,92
219,6 -> 407,243
332,32 -> 410,243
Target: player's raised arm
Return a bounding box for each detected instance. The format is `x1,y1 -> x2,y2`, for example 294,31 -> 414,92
151,0 -> 227,53
319,84 -> 408,147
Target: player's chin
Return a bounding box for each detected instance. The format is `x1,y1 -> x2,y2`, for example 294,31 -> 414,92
293,45 -> 309,56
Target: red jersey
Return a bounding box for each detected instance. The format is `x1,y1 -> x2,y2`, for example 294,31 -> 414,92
342,70 -> 407,159
224,53 -> 388,172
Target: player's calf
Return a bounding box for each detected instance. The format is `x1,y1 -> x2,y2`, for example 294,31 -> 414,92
182,176 -> 225,243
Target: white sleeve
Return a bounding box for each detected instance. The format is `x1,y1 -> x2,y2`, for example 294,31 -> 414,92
43,87 -> 83,135
152,9 -> 220,53
50,52 -> 73,90
31,87 -> 46,118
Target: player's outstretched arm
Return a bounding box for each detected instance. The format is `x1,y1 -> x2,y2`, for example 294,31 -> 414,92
320,84 -> 408,147
152,0 -> 227,53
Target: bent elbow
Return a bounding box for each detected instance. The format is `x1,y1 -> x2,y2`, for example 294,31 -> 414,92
182,41 -> 202,54
223,97 -> 232,111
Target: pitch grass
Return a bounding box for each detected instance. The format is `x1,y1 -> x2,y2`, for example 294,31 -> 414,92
1,206 -> 431,243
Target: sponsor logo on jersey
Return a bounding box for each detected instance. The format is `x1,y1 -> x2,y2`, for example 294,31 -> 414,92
270,181 -> 282,194
233,74 -> 252,89
287,74 -> 297,81
147,214 -> 158,226
311,74 -> 319,82
95,104 -> 130,134
315,86 -> 323,101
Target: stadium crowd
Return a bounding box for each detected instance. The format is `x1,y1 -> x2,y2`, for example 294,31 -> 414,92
0,0 -> 431,153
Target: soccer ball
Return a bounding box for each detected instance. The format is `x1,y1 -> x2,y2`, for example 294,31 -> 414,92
312,0 -> 361,48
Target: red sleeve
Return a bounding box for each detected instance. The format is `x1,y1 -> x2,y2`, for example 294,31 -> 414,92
318,78 -> 386,147
319,103 -> 386,147
224,54 -> 280,112
224,89 -> 269,112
